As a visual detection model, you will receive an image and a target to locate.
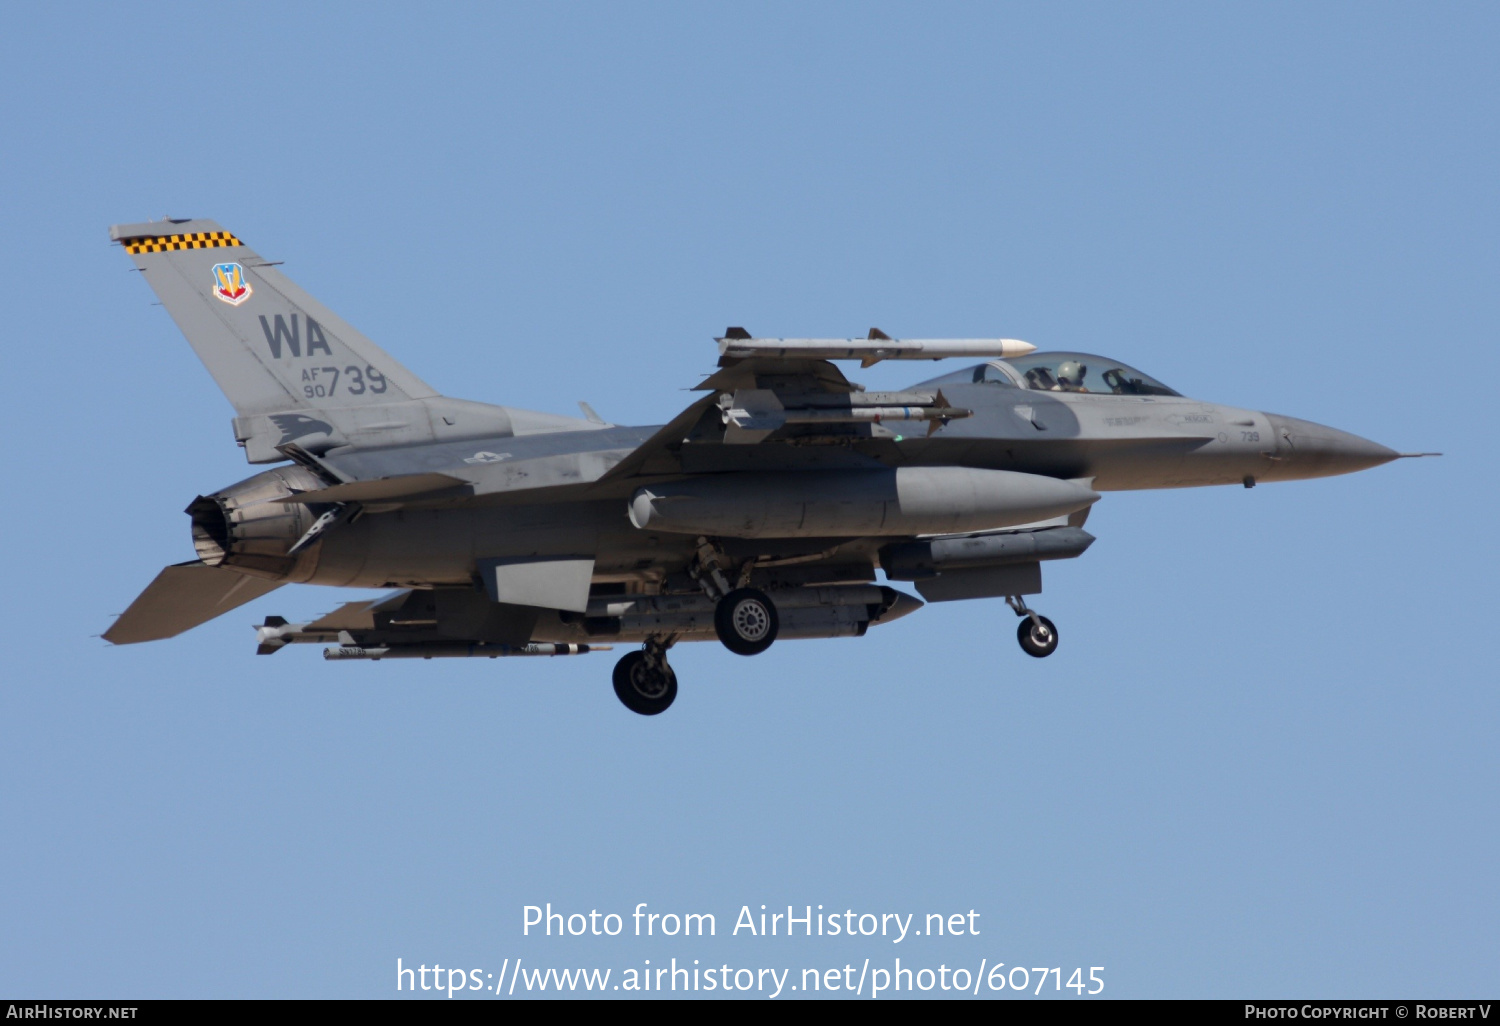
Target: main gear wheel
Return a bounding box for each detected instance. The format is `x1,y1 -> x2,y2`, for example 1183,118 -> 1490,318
612,649 -> 678,715
714,587 -> 779,656
1017,615 -> 1059,658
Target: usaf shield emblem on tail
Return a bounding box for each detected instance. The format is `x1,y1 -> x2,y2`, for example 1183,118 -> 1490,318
211,262 -> 252,306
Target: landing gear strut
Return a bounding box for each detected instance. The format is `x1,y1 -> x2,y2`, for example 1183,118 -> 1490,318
613,636 -> 678,715
1007,595 -> 1058,658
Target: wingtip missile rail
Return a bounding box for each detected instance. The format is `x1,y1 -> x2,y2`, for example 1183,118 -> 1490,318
716,331 -> 1036,366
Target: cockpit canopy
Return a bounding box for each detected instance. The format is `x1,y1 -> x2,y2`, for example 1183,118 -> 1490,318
919,351 -> 1181,397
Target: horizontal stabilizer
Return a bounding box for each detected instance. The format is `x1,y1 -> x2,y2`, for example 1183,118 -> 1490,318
281,472 -> 470,504
104,562 -> 283,644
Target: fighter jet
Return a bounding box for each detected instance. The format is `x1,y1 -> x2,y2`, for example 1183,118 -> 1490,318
103,219 -> 1430,714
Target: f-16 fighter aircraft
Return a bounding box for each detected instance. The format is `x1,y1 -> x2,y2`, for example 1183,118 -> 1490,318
103,219 -> 1427,714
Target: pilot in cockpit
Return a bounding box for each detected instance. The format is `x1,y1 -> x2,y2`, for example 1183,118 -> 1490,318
1054,359 -> 1089,392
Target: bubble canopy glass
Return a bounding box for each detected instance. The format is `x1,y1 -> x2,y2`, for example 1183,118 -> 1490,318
918,352 -> 1181,397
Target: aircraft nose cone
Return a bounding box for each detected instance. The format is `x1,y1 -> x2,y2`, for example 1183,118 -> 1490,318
1263,413 -> 1399,478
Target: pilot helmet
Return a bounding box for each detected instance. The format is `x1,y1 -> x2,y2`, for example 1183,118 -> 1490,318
1056,359 -> 1087,387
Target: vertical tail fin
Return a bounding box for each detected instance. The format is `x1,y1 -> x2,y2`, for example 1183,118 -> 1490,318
112,218 -> 549,462
112,218 -> 442,440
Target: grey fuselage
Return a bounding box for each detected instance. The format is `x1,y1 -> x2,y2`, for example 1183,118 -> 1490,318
104,217 -> 1410,664
195,365 -> 1397,598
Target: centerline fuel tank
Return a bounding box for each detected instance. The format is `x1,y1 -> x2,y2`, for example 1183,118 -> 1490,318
628,468 -> 1098,539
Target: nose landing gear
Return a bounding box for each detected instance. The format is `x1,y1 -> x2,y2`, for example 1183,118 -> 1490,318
1007,595 -> 1058,658
613,635 -> 678,715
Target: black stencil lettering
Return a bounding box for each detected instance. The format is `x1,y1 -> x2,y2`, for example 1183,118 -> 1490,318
258,314 -> 301,358
305,317 -> 333,357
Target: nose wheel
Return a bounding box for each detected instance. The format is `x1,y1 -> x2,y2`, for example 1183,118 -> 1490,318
1007,595 -> 1059,658
613,637 -> 678,715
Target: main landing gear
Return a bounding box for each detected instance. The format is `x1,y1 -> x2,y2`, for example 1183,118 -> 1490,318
613,636 -> 678,716
688,537 -> 781,657
714,587 -> 779,656
613,541 -> 787,713
1007,595 -> 1059,658
611,587 -> 783,715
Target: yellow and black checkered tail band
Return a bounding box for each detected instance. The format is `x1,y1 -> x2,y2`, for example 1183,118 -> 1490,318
124,231 -> 244,254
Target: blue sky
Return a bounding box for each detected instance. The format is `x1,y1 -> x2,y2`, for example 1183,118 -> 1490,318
0,2 -> 1494,998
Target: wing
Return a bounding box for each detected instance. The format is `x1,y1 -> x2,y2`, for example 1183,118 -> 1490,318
596,328 -> 1036,482
592,392 -> 725,483
220,328 -> 1035,524
104,562 -> 284,644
